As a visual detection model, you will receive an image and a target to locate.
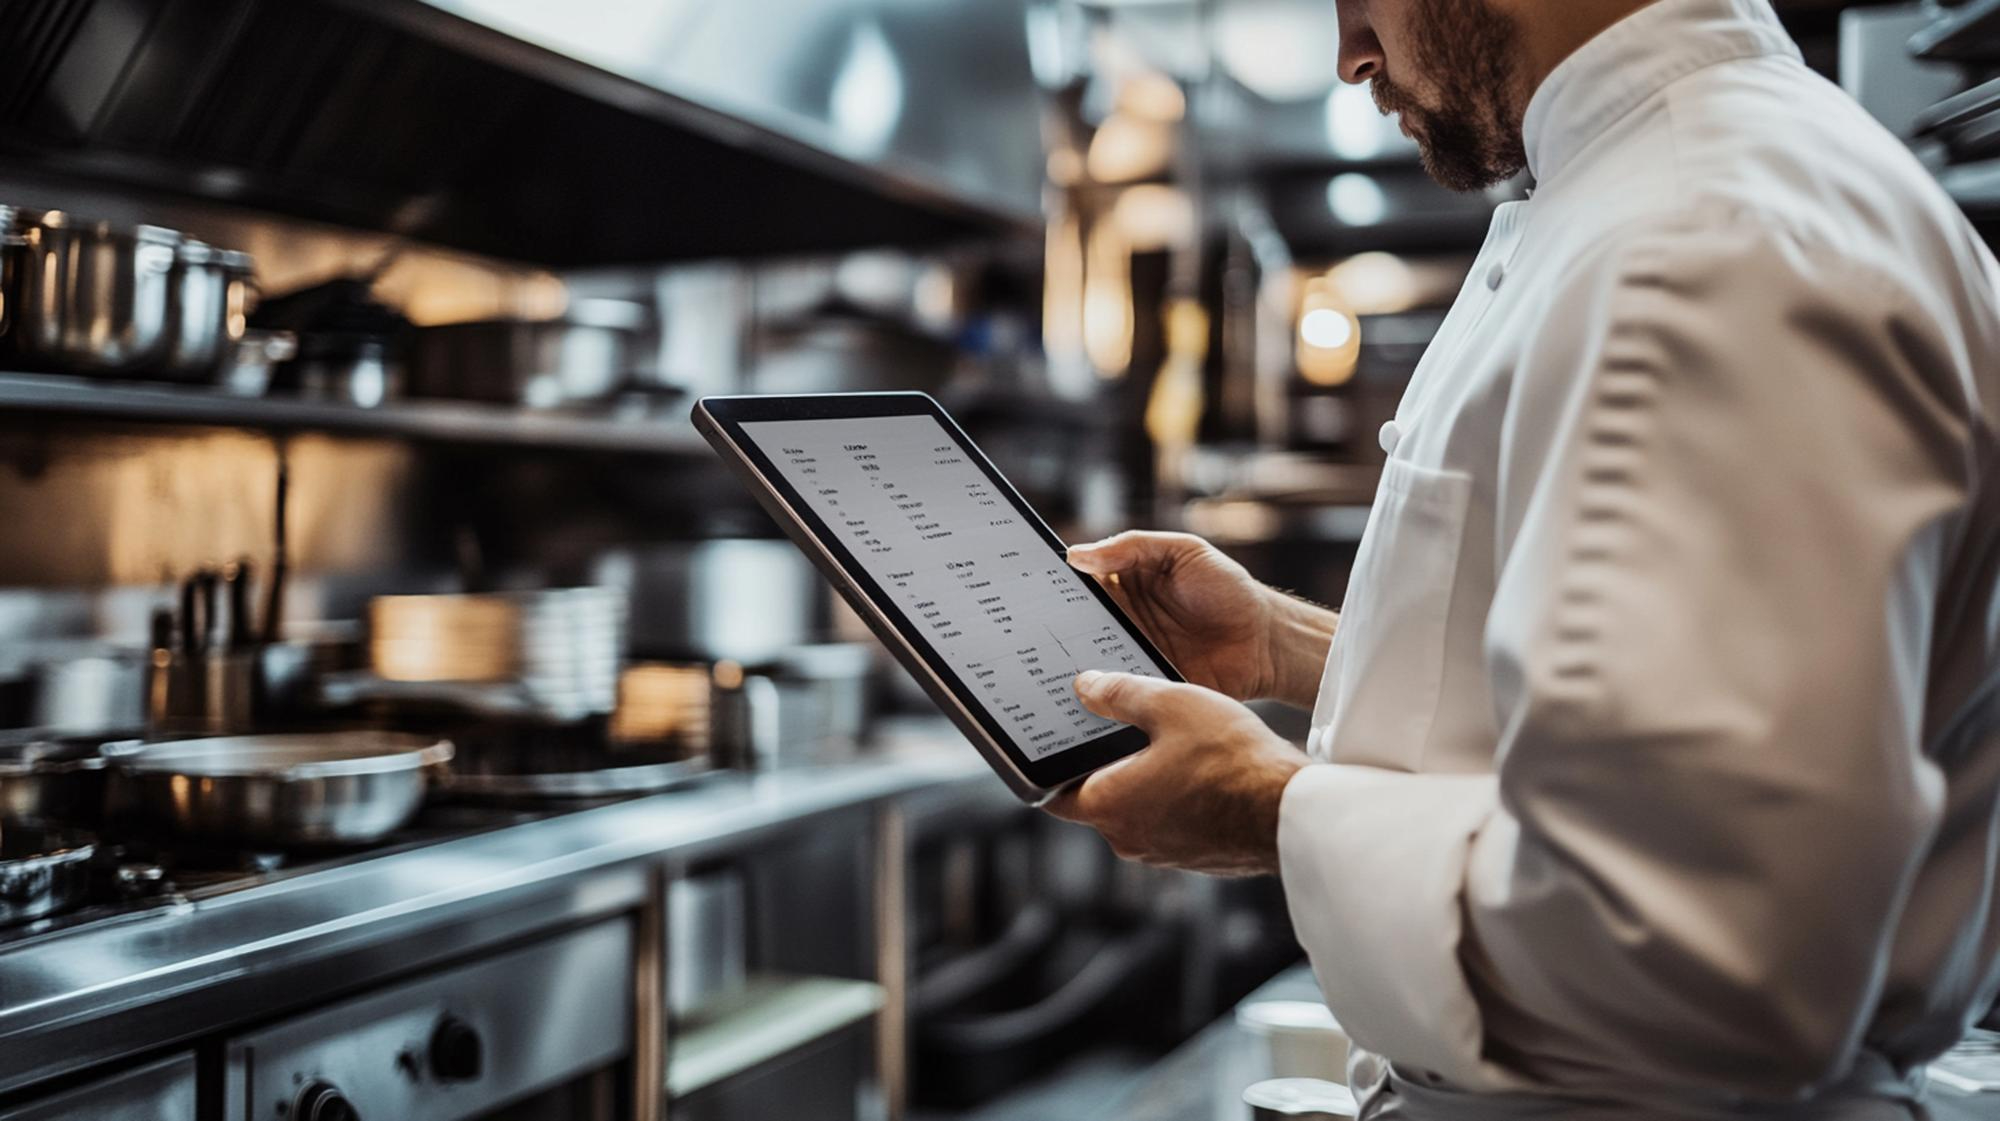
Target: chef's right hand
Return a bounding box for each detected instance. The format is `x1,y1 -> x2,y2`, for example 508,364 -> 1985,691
1067,532 -> 1284,703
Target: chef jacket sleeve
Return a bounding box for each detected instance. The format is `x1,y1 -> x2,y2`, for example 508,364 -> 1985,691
1278,208 -> 1977,1098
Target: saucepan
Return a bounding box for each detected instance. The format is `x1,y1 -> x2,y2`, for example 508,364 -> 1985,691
0,826 -> 96,927
108,732 -> 453,848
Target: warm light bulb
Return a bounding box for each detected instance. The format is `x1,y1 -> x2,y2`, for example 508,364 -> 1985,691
1299,307 -> 1354,350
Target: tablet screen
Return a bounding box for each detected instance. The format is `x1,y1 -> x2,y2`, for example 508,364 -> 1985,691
742,414 -> 1171,761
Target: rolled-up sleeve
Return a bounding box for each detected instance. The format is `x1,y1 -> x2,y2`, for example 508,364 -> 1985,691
1279,212 -> 1974,1099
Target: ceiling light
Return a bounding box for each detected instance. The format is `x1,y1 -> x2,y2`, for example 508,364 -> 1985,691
1327,174 -> 1389,226
1299,307 -> 1354,350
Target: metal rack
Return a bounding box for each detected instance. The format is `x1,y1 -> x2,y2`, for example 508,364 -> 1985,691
0,372 -> 710,456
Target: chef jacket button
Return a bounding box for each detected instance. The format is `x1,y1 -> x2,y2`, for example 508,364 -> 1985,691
1379,421 -> 1403,455
1486,262 -> 1506,291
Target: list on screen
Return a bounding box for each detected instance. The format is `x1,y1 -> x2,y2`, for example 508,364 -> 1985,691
743,415 -> 1168,760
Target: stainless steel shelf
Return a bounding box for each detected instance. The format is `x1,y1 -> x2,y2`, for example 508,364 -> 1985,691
1912,0 -> 2000,61
667,974 -> 886,1099
0,373 -> 709,456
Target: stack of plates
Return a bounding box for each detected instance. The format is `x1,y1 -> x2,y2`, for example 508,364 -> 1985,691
368,589 -> 627,721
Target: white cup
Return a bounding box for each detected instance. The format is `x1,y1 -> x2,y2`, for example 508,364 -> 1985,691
1236,1000 -> 1352,1085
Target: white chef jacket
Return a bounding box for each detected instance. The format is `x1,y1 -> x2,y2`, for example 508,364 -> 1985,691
1278,0 -> 2000,1116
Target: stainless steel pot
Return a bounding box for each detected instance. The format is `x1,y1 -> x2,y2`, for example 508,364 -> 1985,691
0,826 -> 95,927
0,738 -> 108,829
13,213 -> 181,373
160,242 -> 256,379
595,540 -> 826,664
109,732 -> 453,848
409,299 -> 647,407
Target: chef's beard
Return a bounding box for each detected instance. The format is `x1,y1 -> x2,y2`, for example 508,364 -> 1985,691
1369,0 -> 1530,192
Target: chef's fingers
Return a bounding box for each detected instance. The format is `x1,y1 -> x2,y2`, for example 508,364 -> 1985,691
1067,531 -> 1206,577
1073,670 -> 1195,729
1043,784 -> 1086,822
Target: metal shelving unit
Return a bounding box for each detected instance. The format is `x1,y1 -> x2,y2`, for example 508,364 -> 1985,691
665,974 -> 887,1100
1912,0 -> 2000,61
0,373 -> 709,456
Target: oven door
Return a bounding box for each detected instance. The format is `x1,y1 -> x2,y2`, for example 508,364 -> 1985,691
0,1054 -> 195,1121
226,918 -> 633,1121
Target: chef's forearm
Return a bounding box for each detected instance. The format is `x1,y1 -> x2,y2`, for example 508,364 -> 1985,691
1263,591 -> 1338,708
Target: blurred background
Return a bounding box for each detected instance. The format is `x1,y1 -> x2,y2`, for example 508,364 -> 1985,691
0,2 -> 1987,1120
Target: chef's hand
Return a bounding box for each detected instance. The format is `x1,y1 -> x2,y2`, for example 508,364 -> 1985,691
1047,670 -> 1309,876
1067,532 -> 1337,707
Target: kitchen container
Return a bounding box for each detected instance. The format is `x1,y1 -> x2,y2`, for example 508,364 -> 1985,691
218,329 -> 299,396
26,646 -> 149,738
255,276 -> 408,407
712,644 -> 874,771
1237,1000 -> 1351,1084
599,540 -> 826,664
161,242 -> 256,379
108,732 -> 453,847
12,213 -> 181,373
146,651 -> 257,737
0,737 -> 108,828
668,867 -> 749,1018
0,827 -> 95,927
408,299 -> 647,407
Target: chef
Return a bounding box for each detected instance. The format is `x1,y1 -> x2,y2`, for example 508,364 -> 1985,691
1050,0 -> 2000,1116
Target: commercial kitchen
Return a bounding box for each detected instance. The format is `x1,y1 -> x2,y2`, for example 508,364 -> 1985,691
0,1 -> 1996,1119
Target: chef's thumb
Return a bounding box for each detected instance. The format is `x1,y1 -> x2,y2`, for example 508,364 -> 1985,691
1073,670 -> 1179,727
1067,532 -> 1148,575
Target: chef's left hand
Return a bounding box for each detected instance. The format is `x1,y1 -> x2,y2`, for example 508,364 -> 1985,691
1046,671 -> 1310,877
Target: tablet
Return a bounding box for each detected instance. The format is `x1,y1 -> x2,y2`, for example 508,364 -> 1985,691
694,393 -> 1181,805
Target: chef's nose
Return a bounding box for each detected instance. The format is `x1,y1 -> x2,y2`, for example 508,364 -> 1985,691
1336,0 -> 1384,85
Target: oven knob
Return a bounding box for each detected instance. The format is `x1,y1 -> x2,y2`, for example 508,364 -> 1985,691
296,1082 -> 359,1121
428,1016 -> 483,1081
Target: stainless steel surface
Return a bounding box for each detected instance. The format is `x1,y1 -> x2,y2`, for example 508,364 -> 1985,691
668,868 -> 749,1019
418,0 -> 1047,218
13,214 -> 181,373
0,744 -> 982,1096
409,301 -> 647,407
0,738 -> 107,827
0,1053 -> 195,1121
225,919 -> 633,1121
876,802 -> 910,1121
110,732 -> 453,847
0,826 -> 95,926
635,865 -> 669,1121
0,372 -> 713,455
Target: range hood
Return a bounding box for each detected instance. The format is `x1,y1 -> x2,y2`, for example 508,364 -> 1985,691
0,0 -> 1048,266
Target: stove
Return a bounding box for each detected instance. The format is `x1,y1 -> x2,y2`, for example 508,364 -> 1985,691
0,799 -> 590,949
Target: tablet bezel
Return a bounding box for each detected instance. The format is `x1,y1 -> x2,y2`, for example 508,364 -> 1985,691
694,392 -> 1182,799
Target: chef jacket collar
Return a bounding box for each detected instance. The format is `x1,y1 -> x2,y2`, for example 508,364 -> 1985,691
1521,0 -> 1802,186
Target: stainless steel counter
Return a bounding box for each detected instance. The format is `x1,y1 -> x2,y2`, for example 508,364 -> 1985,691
0,740 -> 987,1095
1095,967 -> 1993,1121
